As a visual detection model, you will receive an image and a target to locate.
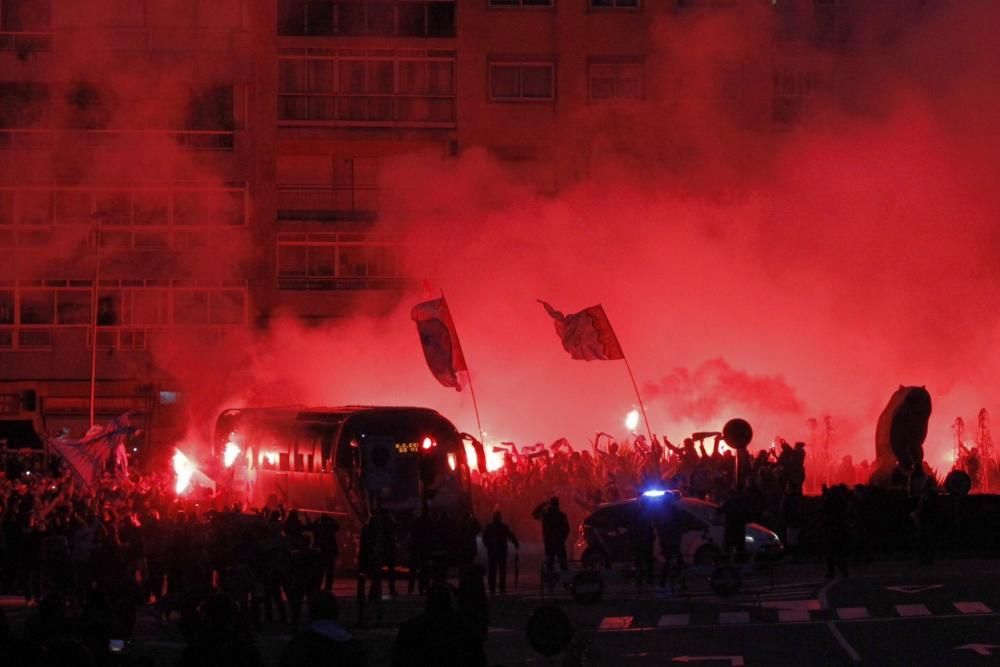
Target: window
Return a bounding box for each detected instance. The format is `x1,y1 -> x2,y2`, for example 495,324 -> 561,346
56,290 -> 91,325
589,0 -> 639,8
0,290 -> 13,324
185,86 -> 234,131
772,66 -> 818,124
489,0 -> 552,7
0,0 -> 52,31
589,59 -> 642,101
278,1 -> 455,37
19,290 -> 53,324
277,233 -> 404,291
279,49 -> 456,126
0,82 -> 49,129
489,61 -> 554,101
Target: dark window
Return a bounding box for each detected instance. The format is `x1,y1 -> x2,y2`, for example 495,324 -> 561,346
489,62 -> 554,101
0,82 -> 49,129
590,0 -> 639,8
0,0 -> 52,31
0,290 -> 13,324
19,290 -> 54,325
185,86 -> 234,131
490,0 -> 552,6
56,291 -> 91,325
66,81 -> 114,130
279,1 -> 454,38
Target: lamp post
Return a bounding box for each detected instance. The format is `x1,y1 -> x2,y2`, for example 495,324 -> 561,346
89,223 -> 101,427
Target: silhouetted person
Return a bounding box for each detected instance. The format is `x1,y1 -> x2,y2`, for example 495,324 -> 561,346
719,489 -> 748,563
480,511 -> 519,595
821,484 -> 852,578
457,564 -> 489,644
456,511 -> 481,569
391,584 -> 486,667
630,500 -> 656,589
279,592 -> 367,667
656,498 -> 685,589
532,497 -> 569,573
912,476 -> 938,565
356,506 -> 395,627
407,506 -> 432,595
315,515 -> 340,592
177,593 -> 264,667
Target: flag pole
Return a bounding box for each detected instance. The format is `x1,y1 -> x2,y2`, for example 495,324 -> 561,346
621,354 -> 654,445
441,291 -> 486,448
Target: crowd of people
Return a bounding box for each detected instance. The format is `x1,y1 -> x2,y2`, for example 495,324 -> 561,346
0,422 -> 977,666
470,434 -> 810,542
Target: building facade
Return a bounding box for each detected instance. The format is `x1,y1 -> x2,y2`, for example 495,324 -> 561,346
0,0 -> 930,453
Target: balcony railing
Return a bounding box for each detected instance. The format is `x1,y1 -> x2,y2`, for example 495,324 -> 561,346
277,185 -> 379,221
0,327 -> 53,350
277,275 -> 405,291
0,128 -> 235,151
0,31 -> 52,53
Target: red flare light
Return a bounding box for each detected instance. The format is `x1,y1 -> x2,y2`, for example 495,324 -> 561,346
173,449 -> 196,495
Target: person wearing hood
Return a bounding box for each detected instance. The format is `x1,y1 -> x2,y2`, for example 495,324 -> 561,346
279,592 -> 366,667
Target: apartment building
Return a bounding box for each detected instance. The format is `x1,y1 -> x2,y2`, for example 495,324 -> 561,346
0,0 -> 257,448
0,0 -> 929,452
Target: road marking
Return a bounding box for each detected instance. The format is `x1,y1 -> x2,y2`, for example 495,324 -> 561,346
778,609 -> 812,622
955,643 -> 999,657
885,585 -> 943,594
895,604 -> 931,617
674,656 -> 744,666
718,611 -> 750,625
658,614 -> 691,627
827,622 -> 862,663
954,602 -> 992,614
762,599 -> 821,611
599,616 -> 634,631
836,607 -> 870,620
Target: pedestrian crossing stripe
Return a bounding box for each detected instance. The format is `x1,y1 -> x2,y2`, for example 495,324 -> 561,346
659,614 -> 691,627
719,612 -> 750,624
895,604 -> 931,617
599,601 -> 997,632
778,609 -> 811,622
599,616 -> 634,630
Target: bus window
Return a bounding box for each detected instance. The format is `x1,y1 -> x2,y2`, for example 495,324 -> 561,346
279,452 -> 290,471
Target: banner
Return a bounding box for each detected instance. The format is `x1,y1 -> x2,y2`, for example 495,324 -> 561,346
48,412 -> 138,486
539,300 -> 625,361
411,297 -> 468,391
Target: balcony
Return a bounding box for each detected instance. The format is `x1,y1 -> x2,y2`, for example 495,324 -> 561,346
277,275 -> 405,291
278,184 -> 378,222
0,128 -> 235,151
0,30 -> 51,54
279,1 -> 456,38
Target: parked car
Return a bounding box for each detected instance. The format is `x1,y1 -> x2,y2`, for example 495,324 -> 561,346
573,493 -> 783,569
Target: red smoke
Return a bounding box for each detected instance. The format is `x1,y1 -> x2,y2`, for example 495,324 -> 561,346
15,3 -> 1000,478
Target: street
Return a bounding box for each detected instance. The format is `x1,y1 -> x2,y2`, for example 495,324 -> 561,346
5,555 -> 999,666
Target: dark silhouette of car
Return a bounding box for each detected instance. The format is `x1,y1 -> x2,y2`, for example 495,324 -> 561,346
573,494 -> 783,569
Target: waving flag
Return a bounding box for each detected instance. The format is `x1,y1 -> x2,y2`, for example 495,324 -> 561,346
411,296 -> 468,391
48,412 -> 138,486
539,300 -> 625,361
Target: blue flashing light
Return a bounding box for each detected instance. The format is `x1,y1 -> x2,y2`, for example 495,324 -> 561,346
642,489 -> 667,498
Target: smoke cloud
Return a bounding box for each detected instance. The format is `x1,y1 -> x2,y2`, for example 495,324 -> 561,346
15,2 -> 998,473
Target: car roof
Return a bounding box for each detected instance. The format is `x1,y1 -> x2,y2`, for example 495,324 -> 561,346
593,495 -> 719,513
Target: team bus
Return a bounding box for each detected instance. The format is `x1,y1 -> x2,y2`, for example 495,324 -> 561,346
211,405 -> 477,564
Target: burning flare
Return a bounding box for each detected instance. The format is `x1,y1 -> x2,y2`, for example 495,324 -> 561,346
625,409 -> 640,432
173,449 -> 196,495
223,441 -> 241,468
